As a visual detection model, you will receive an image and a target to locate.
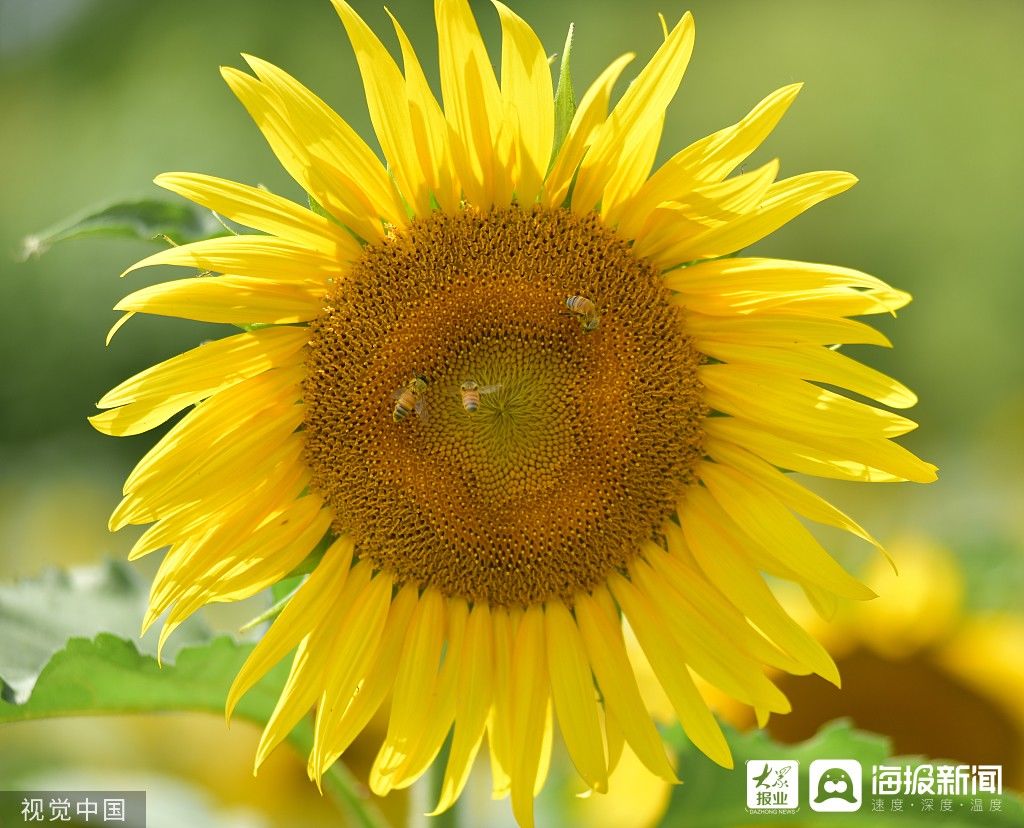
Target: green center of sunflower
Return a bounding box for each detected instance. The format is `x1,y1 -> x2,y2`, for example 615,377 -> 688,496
302,205 -> 706,606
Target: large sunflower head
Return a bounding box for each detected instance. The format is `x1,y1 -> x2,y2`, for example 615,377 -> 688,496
92,1 -> 937,824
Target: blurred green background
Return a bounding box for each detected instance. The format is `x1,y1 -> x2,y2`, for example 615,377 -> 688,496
1,0 -> 1022,825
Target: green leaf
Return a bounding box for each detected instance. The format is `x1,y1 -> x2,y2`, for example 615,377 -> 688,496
551,22 -> 577,165
0,560 -> 210,703
19,198 -> 225,259
660,720 -> 1023,827
0,634 -> 390,828
0,634 -> 268,724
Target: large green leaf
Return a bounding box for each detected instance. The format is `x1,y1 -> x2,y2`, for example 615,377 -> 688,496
19,198 -> 226,259
660,720 -> 1023,827
0,634 -> 389,828
0,560 -> 210,703
0,634 -> 267,724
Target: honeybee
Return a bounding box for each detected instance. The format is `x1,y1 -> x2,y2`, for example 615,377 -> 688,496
564,295 -> 600,332
392,375 -> 429,422
458,380 -> 501,413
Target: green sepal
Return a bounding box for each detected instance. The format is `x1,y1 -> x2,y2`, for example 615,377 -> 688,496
239,579 -> 305,634
307,193 -> 351,228
550,22 -> 577,166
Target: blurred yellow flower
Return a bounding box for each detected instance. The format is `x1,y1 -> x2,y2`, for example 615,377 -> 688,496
723,539 -> 1024,787
90,1 -> 934,823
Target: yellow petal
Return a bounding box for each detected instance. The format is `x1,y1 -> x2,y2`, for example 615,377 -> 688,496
431,603 -> 494,815
371,587 -> 446,793
128,441 -> 306,560
154,171 -> 360,256
686,83 -> 803,184
156,501 -> 331,655
115,276 -> 323,325
97,326 -> 305,410
118,408 -> 303,525
679,284 -> 910,318
703,416 -> 938,483
699,363 -> 919,438
242,54 -> 406,228
574,590 -> 677,783
545,602 -> 608,792
544,53 -> 634,208
310,570 -> 394,780
609,573 -> 733,769
600,113 -> 665,226
620,84 -> 802,235
313,583 -> 419,773
572,13 -> 695,213
436,0 -> 503,207
186,498 -> 331,602
534,701 -> 553,796
680,488 -> 840,683
387,598 -> 467,789
254,635 -> 328,770
89,393 -> 206,440
258,563 -> 371,774
657,171 -> 857,266
602,703 -> 626,778
492,1 -> 553,203
121,365 -> 303,501
626,556 -> 793,716
509,606 -> 550,828
704,435 -> 892,567
647,534 -> 806,675
487,607 -> 519,798
684,309 -> 892,348
220,65 -> 392,241
697,340 -> 917,409
91,327 -> 307,436
121,234 -> 340,285
699,461 -> 875,600
144,476 -> 314,626
386,9 -> 460,213
630,159 -> 778,254
666,256 -> 892,293
331,1 -> 432,215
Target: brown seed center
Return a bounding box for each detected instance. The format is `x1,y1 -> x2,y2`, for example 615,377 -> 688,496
302,206 -> 706,606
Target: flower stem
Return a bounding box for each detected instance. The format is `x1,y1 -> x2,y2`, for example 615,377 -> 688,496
286,725 -> 392,828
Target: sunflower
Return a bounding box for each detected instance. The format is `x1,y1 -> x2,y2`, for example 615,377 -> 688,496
718,539 -> 1024,789
91,1 -> 937,824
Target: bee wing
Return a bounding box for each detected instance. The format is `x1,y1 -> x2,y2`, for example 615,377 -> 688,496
479,384 -> 502,394
415,397 -> 429,421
